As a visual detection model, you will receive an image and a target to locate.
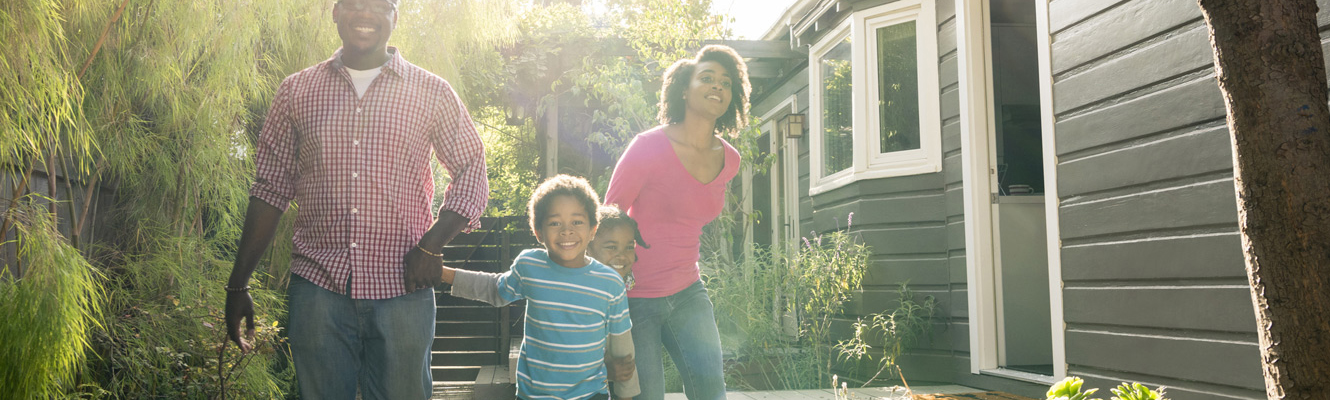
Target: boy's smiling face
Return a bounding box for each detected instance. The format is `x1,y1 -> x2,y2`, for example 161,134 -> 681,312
536,194 -> 597,268
588,224 -> 637,270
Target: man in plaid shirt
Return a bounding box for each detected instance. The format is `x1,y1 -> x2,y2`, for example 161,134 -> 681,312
223,0 -> 488,398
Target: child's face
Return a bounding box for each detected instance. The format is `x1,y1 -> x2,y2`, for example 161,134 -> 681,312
588,224 -> 637,269
535,194 -> 597,268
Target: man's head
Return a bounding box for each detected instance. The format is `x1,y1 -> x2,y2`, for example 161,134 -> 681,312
333,0 -> 398,61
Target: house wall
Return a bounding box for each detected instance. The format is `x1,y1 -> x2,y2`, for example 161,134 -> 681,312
1040,0 -> 1330,397
752,0 -> 1330,398
751,0 -> 1046,395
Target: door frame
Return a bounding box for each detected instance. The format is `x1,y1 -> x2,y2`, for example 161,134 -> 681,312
956,0 -> 1066,381
758,95 -> 802,252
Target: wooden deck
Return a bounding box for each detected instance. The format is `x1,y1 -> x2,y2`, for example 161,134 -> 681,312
435,371 -> 1025,400
657,385 -> 1002,400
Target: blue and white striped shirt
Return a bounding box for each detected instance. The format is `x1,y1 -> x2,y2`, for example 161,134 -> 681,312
498,249 -> 632,400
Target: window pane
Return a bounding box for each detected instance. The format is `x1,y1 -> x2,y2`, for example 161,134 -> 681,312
876,21 -> 920,154
820,36 -> 853,175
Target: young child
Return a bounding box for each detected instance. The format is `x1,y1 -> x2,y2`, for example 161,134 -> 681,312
587,205 -> 648,291
441,175 -> 639,400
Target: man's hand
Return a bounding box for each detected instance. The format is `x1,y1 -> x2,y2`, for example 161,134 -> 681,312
225,291 -> 257,352
607,353 -> 635,382
404,246 -> 444,292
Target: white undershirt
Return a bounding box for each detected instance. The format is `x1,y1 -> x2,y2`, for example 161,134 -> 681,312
344,66 -> 384,98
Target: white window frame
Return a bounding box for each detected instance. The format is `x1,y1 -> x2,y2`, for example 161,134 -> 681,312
809,0 -> 941,196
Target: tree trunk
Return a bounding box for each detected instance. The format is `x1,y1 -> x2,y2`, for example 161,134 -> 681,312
1197,1 -> 1330,398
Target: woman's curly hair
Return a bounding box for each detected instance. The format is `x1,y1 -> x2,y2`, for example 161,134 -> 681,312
657,44 -> 751,135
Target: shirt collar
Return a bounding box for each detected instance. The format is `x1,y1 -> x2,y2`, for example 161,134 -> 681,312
328,46 -> 407,79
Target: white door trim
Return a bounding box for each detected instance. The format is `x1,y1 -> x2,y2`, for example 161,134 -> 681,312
956,0 -> 1066,379
956,0 -> 999,374
1035,0 -> 1068,380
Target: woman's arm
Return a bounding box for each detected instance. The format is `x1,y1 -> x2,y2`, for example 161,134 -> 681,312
604,135 -> 653,212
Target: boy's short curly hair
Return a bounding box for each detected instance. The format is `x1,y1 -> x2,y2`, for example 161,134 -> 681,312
657,44 -> 751,135
595,204 -> 649,249
528,175 -> 601,236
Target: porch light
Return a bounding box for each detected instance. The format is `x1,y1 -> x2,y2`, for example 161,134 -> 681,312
779,112 -> 806,139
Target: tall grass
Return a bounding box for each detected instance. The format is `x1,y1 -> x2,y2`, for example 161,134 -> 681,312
0,204 -> 104,398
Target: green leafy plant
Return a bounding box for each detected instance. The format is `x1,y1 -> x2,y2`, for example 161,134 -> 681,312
707,214 -> 873,390
0,203 -> 104,398
1047,377 -> 1101,400
1,0 -> 523,398
836,282 -> 936,389
1047,377 -> 1169,400
1109,382 -> 1167,400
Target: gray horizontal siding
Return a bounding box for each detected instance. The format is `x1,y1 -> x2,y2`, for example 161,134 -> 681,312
1059,178 -> 1238,240
1065,330 -> 1262,391
1054,74 -> 1225,156
1061,233 -> 1244,281
1050,0 -> 1201,74
1046,0 -> 1294,396
1064,286 -> 1256,332
1057,123 -> 1232,196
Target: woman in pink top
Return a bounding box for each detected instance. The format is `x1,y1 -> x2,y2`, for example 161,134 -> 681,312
604,45 -> 749,400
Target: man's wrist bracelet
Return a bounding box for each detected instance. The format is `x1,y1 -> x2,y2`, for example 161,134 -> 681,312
416,244 -> 443,258
224,285 -> 251,293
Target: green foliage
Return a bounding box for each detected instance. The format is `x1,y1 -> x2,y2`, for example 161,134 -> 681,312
1109,382 -> 1167,400
836,282 -> 936,387
1047,377 -> 1101,400
708,215 -> 874,390
469,107 -> 540,216
1047,377 -> 1169,400
1,0 -> 523,397
574,0 -> 730,167
0,203 -> 104,398
789,219 -> 870,386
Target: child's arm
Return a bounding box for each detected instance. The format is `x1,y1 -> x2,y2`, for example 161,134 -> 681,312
608,330 -> 639,399
441,267 -> 513,307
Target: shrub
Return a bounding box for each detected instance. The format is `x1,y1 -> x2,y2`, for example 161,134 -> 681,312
1046,376 -> 1169,400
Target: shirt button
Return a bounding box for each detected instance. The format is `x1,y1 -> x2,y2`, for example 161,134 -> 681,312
352,172 -> 359,178
350,242 -> 358,248
356,107 -> 362,113
351,208 -> 358,214
353,140 -> 360,145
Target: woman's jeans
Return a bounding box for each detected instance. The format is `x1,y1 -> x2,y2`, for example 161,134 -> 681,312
629,280 -> 727,400
287,275 -> 436,400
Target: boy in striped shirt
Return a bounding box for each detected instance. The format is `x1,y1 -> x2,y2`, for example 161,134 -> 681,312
441,175 -> 639,400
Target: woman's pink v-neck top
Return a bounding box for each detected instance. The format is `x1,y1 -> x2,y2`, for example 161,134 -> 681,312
605,126 -> 741,298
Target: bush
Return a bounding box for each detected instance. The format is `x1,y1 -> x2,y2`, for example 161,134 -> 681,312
0,206 -> 103,398
1047,376 -> 1169,400
708,214 -> 879,390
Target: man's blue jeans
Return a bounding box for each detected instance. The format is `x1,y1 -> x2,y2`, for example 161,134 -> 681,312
628,280 -> 727,400
287,275 -> 435,400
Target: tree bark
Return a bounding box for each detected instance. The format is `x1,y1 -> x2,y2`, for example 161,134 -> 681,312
1197,0 -> 1330,398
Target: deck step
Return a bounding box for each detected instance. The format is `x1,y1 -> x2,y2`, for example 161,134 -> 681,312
431,366 -> 480,383
432,336 -> 498,352
437,305 -> 500,320
437,295 -> 493,307
432,350 -> 500,366
474,365 -> 517,400
437,321 -> 498,336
